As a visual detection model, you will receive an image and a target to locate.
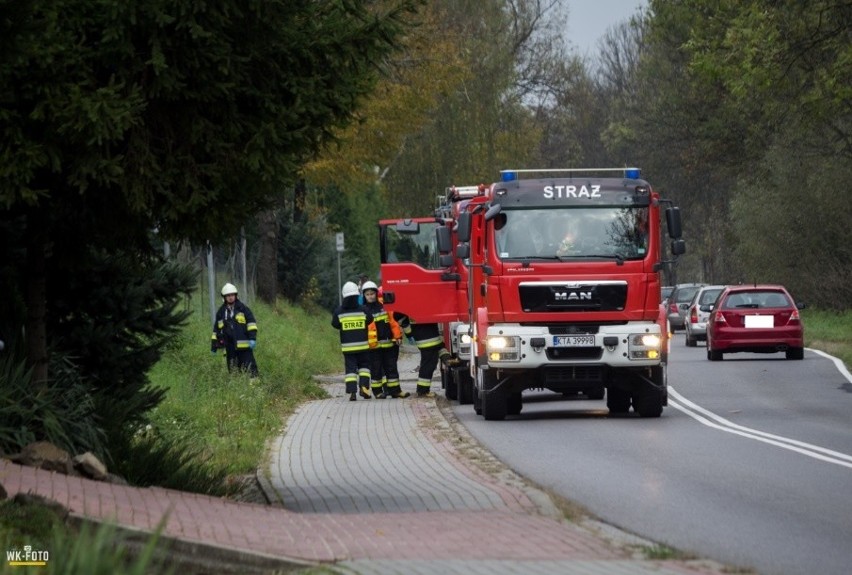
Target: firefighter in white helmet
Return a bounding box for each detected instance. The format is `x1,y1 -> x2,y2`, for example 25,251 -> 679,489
331,281 -> 374,401
211,283 -> 259,376
361,281 -> 409,398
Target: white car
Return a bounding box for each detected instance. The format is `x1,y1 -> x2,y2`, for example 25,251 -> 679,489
684,285 -> 727,347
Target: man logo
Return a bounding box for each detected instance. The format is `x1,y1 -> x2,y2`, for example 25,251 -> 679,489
554,291 -> 592,301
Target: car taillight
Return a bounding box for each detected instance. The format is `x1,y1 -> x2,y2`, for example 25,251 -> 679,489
714,311 -> 727,324
787,309 -> 801,324
690,307 -> 698,323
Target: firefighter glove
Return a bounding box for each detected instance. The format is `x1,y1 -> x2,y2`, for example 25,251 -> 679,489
408,336 -> 416,345
249,340 -> 256,350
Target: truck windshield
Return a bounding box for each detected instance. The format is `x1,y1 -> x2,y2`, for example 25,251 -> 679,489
494,207 -> 648,261
382,221 -> 442,269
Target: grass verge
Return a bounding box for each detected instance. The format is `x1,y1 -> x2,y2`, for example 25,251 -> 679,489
802,309 -> 852,371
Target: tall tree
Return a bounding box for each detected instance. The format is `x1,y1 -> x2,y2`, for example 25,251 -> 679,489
0,0 -> 417,383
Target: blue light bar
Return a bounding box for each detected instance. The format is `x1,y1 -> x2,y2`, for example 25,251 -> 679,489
624,167 -> 641,179
500,170 -> 517,182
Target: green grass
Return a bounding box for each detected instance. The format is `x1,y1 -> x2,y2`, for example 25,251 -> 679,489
802,308 -> 852,371
146,297 -> 341,477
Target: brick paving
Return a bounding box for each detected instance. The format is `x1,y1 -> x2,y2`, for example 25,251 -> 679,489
0,349 -> 737,574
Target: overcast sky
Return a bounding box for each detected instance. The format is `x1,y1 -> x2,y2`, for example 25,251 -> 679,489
562,0 -> 646,57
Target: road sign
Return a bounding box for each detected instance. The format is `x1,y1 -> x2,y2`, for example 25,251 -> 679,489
336,232 -> 345,252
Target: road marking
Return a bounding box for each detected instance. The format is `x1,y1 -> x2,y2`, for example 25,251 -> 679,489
669,388 -> 852,469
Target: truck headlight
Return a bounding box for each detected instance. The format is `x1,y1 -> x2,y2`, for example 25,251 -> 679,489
487,335 -> 520,362
629,333 -> 661,360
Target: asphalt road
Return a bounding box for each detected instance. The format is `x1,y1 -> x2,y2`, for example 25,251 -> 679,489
452,341 -> 852,575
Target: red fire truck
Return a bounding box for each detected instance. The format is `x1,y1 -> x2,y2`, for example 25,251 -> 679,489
378,168 -> 685,420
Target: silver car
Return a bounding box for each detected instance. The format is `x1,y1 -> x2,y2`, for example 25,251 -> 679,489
667,283 -> 704,331
684,285 -> 727,346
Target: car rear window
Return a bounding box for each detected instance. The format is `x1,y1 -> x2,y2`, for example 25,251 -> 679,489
676,287 -> 700,302
722,291 -> 790,309
699,289 -> 723,305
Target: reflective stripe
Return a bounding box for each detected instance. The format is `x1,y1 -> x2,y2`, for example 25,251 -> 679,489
416,335 -> 443,348
247,323 -> 257,332
211,333 -> 218,341
341,341 -> 370,352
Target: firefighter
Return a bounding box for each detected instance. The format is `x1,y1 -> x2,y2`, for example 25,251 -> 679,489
332,281 -> 374,401
396,315 -> 450,398
211,283 -> 259,377
362,281 -> 409,399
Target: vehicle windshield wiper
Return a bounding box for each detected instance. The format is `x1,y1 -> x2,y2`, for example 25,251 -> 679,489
557,253 -> 626,265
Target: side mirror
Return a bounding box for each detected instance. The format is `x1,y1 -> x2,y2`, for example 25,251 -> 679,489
436,226 -> 452,254
671,239 -> 686,256
666,207 -> 683,239
439,254 -> 454,267
456,244 -> 470,259
382,292 -> 395,304
457,212 -> 472,243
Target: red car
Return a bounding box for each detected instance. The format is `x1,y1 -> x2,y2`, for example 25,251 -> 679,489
706,285 -> 804,361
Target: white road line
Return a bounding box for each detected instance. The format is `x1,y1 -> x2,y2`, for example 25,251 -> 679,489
669,394 -> 852,469
668,349 -> 852,469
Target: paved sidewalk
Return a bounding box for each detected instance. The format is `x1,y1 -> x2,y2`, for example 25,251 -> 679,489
1,350 -> 738,574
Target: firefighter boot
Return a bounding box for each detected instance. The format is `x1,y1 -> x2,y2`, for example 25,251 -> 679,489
359,386 -> 372,399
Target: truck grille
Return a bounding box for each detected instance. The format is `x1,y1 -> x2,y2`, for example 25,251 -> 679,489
544,366 -> 604,384
519,281 -> 628,312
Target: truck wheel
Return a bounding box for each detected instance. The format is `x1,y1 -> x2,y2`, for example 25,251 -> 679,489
633,374 -> 664,418
458,371 -> 473,405
473,370 -> 483,415
507,392 -> 523,415
606,387 -> 631,414
444,367 -> 458,401
482,391 -> 507,420
479,369 -> 506,420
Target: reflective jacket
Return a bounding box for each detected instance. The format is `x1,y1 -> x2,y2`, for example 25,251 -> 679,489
364,300 -> 402,349
211,300 -> 257,351
331,296 -> 374,354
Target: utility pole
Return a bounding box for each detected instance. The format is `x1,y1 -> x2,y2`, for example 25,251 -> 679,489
336,232 -> 345,305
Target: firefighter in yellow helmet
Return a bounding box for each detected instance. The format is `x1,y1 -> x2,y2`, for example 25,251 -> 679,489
332,281 -> 374,401
211,283 -> 259,377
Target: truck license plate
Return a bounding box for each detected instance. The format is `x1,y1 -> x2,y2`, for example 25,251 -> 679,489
552,335 -> 595,347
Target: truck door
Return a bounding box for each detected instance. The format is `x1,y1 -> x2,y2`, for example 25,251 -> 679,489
379,218 -> 459,323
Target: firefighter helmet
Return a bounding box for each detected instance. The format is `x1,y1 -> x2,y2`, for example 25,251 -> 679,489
361,281 -> 378,293
221,283 -> 238,297
341,281 -> 359,298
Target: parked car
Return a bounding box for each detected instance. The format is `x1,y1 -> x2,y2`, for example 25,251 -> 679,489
684,285 -> 727,347
706,284 -> 804,361
661,285 -> 674,304
666,283 -> 705,331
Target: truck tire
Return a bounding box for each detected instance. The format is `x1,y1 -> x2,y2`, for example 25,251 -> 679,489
482,390 -> 507,420
606,386 -> 631,414
633,383 -> 663,417
507,392 -> 523,415
444,367 -> 458,401
479,369 -> 506,420
473,371 -> 483,415
458,371 -> 473,405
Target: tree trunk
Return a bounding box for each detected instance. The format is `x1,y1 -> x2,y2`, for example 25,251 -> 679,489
255,208 -> 278,304
293,177 -> 306,223
25,207 -> 49,388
